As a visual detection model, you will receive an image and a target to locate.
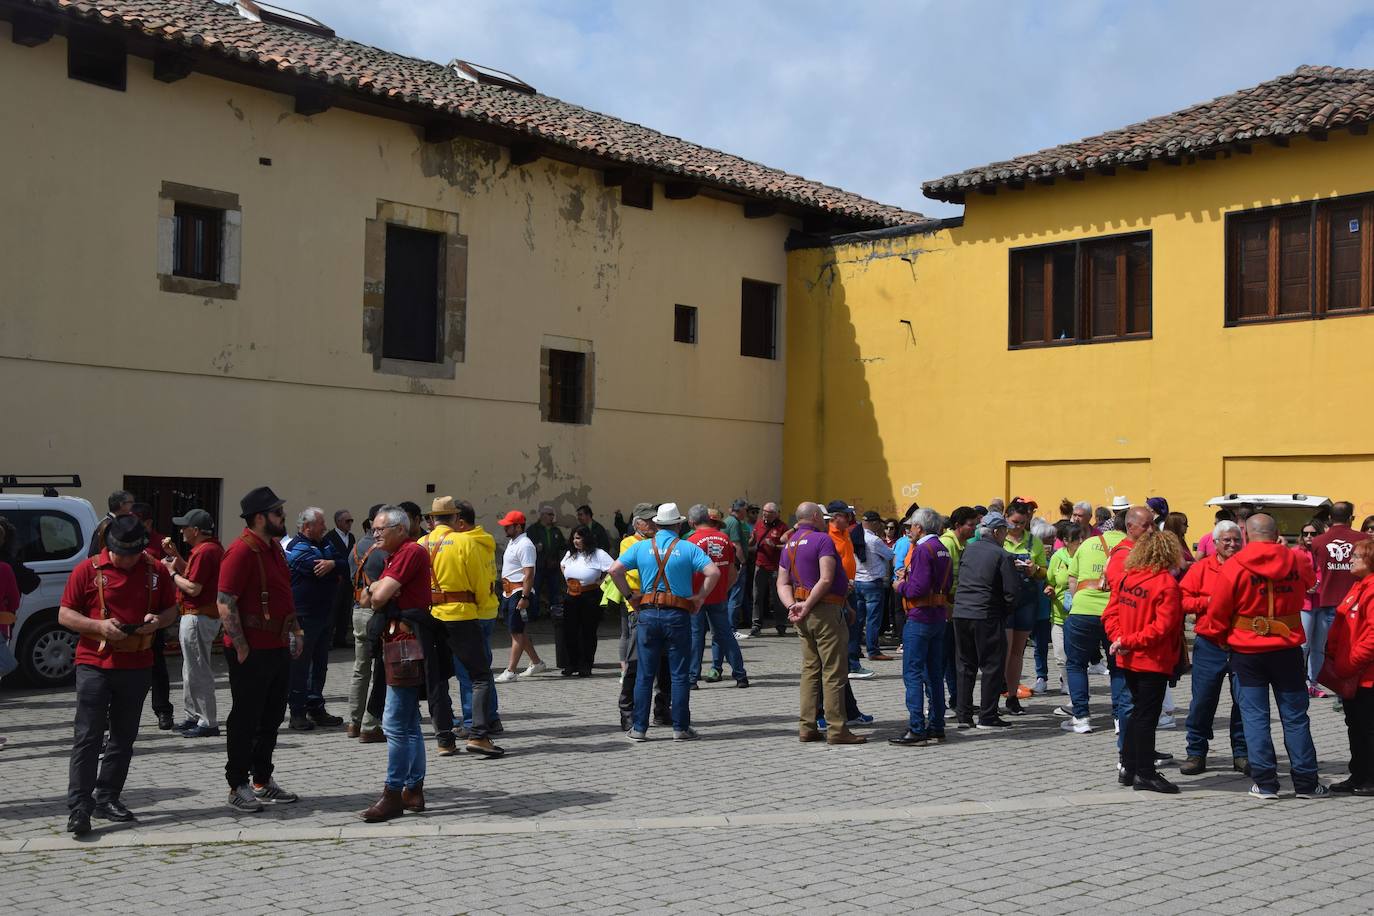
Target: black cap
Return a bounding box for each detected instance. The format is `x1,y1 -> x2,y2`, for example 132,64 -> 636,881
862,510 -> 882,522
172,508 -> 214,531
731,498 -> 749,511
240,486 -> 286,520
825,499 -> 852,516
106,515 -> 149,556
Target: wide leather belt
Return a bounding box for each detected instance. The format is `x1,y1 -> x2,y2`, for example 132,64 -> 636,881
1236,613 -> 1302,638
431,590 -> 476,604
903,594 -> 948,609
793,585 -> 846,606
638,591 -> 693,611
501,578 -> 525,597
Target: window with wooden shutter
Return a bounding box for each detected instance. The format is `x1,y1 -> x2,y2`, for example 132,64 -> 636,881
1226,195 -> 1374,325
1007,232 -> 1151,347
740,279 -> 778,359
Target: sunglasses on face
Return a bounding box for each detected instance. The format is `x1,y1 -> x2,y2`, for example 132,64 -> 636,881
1301,530 -> 1317,537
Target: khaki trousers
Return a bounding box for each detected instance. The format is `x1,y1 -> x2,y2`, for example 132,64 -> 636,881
798,604 -> 848,738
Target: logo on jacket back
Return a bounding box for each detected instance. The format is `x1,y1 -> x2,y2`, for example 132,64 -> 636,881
1327,540 -> 1355,566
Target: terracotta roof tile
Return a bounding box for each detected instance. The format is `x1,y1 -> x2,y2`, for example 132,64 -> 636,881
923,66 -> 1374,201
28,0 -> 923,227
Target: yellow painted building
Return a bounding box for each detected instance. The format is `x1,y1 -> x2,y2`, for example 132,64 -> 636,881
0,0 -> 914,531
786,66 -> 1374,527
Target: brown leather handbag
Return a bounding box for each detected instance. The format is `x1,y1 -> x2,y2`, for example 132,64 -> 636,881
381,620 -> 425,687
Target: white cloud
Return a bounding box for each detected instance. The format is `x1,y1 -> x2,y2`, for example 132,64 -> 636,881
287,0 -> 1374,218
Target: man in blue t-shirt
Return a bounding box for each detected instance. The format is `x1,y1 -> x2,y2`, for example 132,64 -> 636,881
610,503 -> 718,742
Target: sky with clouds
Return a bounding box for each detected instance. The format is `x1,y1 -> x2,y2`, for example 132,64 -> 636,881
286,0 -> 1374,218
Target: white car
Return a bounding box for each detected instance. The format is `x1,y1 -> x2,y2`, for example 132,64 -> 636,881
1,483 -> 99,687
1204,493 -> 1332,541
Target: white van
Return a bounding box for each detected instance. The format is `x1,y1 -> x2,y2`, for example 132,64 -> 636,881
1204,493 -> 1332,541
0,477 -> 99,687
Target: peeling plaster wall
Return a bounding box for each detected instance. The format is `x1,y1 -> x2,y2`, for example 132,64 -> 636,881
785,130 -> 1374,521
0,29 -> 792,527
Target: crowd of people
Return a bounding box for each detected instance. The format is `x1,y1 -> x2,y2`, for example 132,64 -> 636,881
37,485 -> 1374,837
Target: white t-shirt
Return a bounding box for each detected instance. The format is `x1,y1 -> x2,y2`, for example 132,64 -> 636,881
855,528 -> 895,583
502,533 -> 537,581
560,549 -> 615,585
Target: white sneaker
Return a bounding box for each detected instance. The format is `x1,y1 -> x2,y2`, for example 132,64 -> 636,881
1053,705 -> 1073,717
494,669 -> 518,683
1114,719 -> 1120,735
1156,712 -> 1175,729
1086,661 -> 1109,676
735,630 -> 752,640
848,667 -> 876,680
1031,677 -> 1048,696
521,662 -> 548,677
1060,716 -> 1093,734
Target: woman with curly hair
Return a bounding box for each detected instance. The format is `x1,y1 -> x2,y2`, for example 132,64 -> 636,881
1103,529 -> 1184,794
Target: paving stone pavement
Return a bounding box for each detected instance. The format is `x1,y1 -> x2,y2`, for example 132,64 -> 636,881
2,619 -> 1372,914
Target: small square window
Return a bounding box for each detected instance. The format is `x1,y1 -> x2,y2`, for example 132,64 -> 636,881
621,178 -> 653,210
173,203 -> 224,282
68,33 -> 126,91
674,304 -> 698,344
544,348 -> 589,424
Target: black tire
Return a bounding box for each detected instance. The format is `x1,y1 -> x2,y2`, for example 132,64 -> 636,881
16,612 -> 78,688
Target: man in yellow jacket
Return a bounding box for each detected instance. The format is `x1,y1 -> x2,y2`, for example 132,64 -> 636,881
422,497 -> 504,758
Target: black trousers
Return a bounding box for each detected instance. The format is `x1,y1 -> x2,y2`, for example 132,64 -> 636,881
1123,670 -> 1168,777
444,619 -> 495,740
1345,685 -> 1374,786
753,568 -> 783,628
68,665 -> 151,812
813,679 -> 862,721
563,590 -> 602,675
149,627 -> 172,717
954,616 -> 1007,723
401,609 -> 454,743
224,647 -> 289,789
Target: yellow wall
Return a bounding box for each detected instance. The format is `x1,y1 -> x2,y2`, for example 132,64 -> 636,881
0,28 -> 795,527
786,129 -> 1374,527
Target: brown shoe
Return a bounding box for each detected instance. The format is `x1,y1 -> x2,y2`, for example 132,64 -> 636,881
400,781 -> 425,812
358,728 -> 384,744
345,723 -> 360,739
465,737 -> 506,758
827,731 -> 868,746
361,787 -> 404,822
437,739 -> 457,757
799,729 -> 826,743
867,653 -> 896,662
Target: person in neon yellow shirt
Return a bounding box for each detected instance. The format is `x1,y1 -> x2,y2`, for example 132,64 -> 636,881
420,497 -> 503,758
1045,522 -> 1083,695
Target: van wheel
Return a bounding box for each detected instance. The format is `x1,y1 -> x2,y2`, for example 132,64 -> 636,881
17,613 -> 78,687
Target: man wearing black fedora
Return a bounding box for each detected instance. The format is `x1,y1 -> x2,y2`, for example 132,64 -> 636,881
216,486 -> 305,813
59,515 -> 179,835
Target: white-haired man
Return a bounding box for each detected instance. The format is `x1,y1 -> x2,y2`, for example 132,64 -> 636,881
285,507 -> 344,730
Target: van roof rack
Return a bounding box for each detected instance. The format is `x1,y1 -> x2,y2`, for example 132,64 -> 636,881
0,474 -> 83,496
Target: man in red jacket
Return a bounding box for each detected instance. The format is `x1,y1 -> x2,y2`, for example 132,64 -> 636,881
1309,501 -> 1369,692
1198,514 -> 1323,799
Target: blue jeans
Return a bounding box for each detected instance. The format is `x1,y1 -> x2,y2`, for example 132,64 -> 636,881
453,618 -> 499,729
633,608 -> 692,732
854,580 -> 887,657
1184,635 -> 1246,760
726,573 -> 746,628
1030,616 -> 1052,682
1064,613 -> 1131,749
382,685 -> 426,791
1231,647 -> 1319,794
1302,606 -> 1337,686
691,601 -> 747,681
288,611 -> 334,715
901,618 -> 945,734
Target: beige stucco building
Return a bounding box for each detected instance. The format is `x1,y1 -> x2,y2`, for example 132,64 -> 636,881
0,0 -> 914,531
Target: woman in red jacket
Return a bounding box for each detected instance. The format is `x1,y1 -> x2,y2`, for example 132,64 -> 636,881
1332,539 -> 1374,794
1104,530 -> 1184,794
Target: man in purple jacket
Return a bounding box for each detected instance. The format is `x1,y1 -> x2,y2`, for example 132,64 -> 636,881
889,507 -> 953,747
